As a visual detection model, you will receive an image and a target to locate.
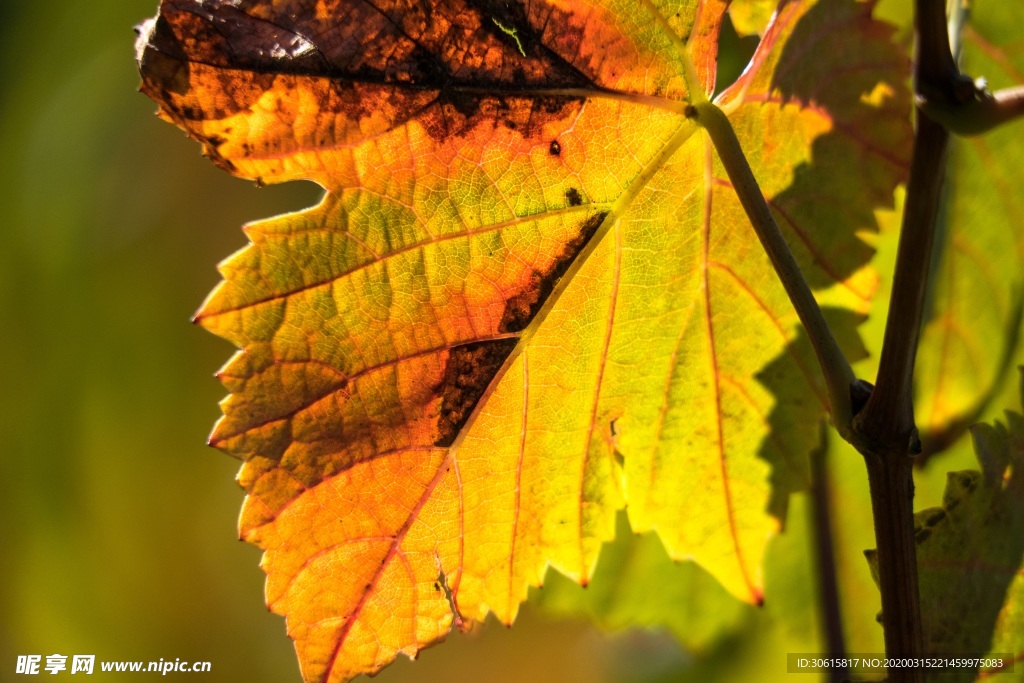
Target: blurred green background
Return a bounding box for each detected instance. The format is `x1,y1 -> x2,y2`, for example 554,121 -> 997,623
1,1 -> 1011,682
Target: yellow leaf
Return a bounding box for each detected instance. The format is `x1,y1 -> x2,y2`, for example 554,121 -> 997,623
137,0 -> 911,679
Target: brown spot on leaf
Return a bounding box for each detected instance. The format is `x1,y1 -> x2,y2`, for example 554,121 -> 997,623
499,211 -> 608,333
565,187 -> 583,206
549,139 -> 561,156
434,339 -> 518,447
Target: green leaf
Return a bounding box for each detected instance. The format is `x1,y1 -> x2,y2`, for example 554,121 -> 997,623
534,512 -> 749,654
915,0 -> 1024,459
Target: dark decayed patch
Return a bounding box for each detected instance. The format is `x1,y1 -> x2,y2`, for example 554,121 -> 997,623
138,0 -> 603,144
499,211 -> 608,333
469,0 -> 539,56
137,9 -> 283,128
434,338 -> 519,447
419,92 -> 585,142
549,139 -> 561,155
565,187 -> 583,206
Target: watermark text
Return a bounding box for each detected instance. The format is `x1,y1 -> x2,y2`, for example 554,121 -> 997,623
16,655 -> 211,676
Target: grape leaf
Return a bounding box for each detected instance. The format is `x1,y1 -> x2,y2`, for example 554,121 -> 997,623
136,0 -> 909,679
914,1 -> 1024,458
868,368 -> 1024,682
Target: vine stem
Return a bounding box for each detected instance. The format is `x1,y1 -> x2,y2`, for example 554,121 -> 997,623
849,0 -> 957,678
692,101 -> 857,436
808,426 -> 848,683
852,115 -> 948,453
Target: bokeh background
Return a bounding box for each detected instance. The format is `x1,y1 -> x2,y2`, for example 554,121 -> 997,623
2,1 -> 1003,682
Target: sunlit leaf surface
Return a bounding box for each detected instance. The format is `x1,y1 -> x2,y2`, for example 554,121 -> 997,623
137,0 -> 909,679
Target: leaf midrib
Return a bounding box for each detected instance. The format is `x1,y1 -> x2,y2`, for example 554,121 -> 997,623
148,0 -> 701,116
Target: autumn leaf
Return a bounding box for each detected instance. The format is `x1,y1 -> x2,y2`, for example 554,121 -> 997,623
867,368 -> 1024,682
914,1 -> 1024,458
136,0 -> 910,679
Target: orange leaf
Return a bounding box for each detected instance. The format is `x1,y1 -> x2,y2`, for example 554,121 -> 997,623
136,0 -> 910,680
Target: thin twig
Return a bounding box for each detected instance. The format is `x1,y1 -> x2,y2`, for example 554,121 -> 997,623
808,424 -> 848,683
917,0 -> 1024,135
921,84 -> 1024,136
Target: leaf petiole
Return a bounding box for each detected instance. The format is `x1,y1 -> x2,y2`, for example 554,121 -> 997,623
692,101 -> 858,437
